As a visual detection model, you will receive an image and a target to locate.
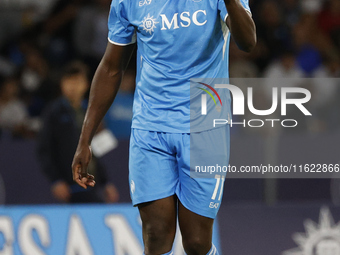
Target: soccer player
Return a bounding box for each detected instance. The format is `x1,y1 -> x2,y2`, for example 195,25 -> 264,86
72,0 -> 256,254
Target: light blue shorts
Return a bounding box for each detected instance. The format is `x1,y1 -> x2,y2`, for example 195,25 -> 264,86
129,125 -> 230,219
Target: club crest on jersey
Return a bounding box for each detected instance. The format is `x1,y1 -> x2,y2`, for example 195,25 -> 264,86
139,0 -> 151,7
140,14 -> 158,34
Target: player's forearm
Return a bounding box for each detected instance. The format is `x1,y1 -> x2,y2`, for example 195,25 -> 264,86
225,0 -> 256,52
79,60 -> 122,146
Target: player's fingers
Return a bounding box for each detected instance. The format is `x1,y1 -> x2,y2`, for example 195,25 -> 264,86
74,164 -> 87,189
72,162 -> 80,181
87,180 -> 96,187
81,177 -> 95,184
79,174 -> 95,187
87,174 -> 95,180
81,174 -> 94,182
72,163 -> 81,182
76,179 -> 87,189
75,175 -> 87,189
80,163 -> 89,178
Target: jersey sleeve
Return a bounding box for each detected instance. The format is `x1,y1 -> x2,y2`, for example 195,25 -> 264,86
218,0 -> 252,22
218,0 -> 228,22
108,0 -> 136,46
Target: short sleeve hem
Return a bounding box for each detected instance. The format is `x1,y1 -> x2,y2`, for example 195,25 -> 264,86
108,36 -> 136,46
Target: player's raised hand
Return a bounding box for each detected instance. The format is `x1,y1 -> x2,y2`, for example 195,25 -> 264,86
72,144 -> 95,189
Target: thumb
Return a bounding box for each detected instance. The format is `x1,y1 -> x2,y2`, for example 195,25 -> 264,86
80,162 -> 88,178
74,162 -> 88,189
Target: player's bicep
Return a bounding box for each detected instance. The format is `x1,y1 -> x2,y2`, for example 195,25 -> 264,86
240,0 -> 252,15
220,0 -> 252,29
102,42 -> 136,73
225,8 -> 252,30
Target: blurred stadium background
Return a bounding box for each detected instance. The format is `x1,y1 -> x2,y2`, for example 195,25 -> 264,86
0,0 -> 340,254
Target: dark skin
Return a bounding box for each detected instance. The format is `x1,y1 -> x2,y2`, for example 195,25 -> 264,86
72,43 -> 135,189
72,1 -> 256,254
225,0 -> 256,52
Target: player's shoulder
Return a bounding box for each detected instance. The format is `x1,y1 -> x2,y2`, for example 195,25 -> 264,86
110,0 -> 132,8
109,0 -> 136,16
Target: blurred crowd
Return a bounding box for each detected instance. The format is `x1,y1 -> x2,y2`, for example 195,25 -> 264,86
0,0 -> 340,138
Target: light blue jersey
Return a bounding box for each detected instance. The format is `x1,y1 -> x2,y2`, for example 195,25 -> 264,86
108,0 -> 251,133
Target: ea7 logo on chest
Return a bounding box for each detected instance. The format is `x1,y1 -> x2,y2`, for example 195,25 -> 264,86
139,0 -> 151,6
160,10 -> 207,30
